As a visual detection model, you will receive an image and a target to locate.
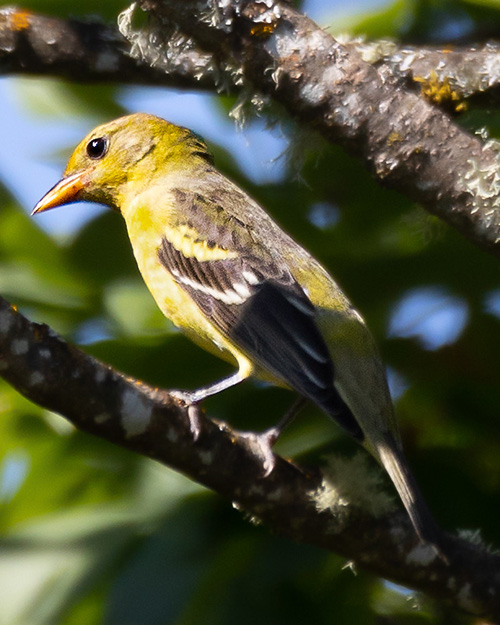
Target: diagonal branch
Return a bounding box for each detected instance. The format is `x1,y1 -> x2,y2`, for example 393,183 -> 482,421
1,293 -> 500,619
128,0 -> 500,259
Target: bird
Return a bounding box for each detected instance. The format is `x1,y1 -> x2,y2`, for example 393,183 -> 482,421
33,112 -> 443,553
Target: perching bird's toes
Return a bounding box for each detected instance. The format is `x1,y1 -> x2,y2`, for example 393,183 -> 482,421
239,428 -> 280,477
169,390 -> 204,441
169,389 -> 199,406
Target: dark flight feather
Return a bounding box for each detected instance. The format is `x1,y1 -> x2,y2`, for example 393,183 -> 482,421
158,235 -> 363,440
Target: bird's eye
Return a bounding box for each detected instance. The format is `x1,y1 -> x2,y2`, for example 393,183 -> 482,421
86,137 -> 108,160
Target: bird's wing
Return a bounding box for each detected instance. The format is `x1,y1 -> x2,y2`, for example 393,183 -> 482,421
157,189 -> 362,439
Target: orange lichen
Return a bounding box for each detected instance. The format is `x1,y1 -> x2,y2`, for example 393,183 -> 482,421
10,9 -> 31,31
249,21 -> 277,37
414,70 -> 467,114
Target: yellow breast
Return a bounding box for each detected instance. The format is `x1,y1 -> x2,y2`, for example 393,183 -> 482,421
119,188 -> 254,378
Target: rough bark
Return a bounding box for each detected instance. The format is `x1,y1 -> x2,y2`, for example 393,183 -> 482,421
125,0 -> 500,258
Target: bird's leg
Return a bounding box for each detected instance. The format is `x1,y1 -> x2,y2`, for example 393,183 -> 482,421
171,371 -> 246,404
171,378 -> 307,477
169,371 -> 245,440
264,396 -> 308,445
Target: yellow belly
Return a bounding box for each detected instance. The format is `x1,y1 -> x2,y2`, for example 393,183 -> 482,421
121,192 -> 254,378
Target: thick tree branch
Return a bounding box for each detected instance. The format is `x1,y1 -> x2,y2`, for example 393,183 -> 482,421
3,5 -> 500,124
3,6 -> 500,103
1,294 -> 500,619
122,0 -> 500,259
0,6 -> 214,88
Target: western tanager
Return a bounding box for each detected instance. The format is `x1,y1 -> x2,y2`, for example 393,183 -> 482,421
33,113 -> 442,552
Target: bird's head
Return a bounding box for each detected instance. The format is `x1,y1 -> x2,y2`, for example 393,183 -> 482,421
33,113 -> 212,214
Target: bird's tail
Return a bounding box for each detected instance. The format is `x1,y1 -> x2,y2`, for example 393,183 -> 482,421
376,438 -> 444,555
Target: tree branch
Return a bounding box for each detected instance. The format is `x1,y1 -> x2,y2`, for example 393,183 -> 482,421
1,294 -> 500,619
348,37 -> 500,104
0,6 -> 214,89
120,0 -> 500,260
3,6 -> 500,103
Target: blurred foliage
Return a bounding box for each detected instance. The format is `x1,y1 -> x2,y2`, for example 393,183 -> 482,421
21,0 -> 127,20
333,0 -> 500,42
1,0 -> 500,624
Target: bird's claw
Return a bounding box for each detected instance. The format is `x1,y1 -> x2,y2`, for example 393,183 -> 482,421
169,389 -> 198,406
239,428 -> 279,477
169,389 -> 203,441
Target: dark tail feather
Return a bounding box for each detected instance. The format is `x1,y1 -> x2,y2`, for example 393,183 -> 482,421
377,440 -> 446,558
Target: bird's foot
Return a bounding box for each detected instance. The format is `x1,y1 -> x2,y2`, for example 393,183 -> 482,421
238,427 -> 280,477
169,389 -> 198,405
169,389 -> 204,441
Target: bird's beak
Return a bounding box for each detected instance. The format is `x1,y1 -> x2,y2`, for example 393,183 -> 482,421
32,171 -> 87,215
